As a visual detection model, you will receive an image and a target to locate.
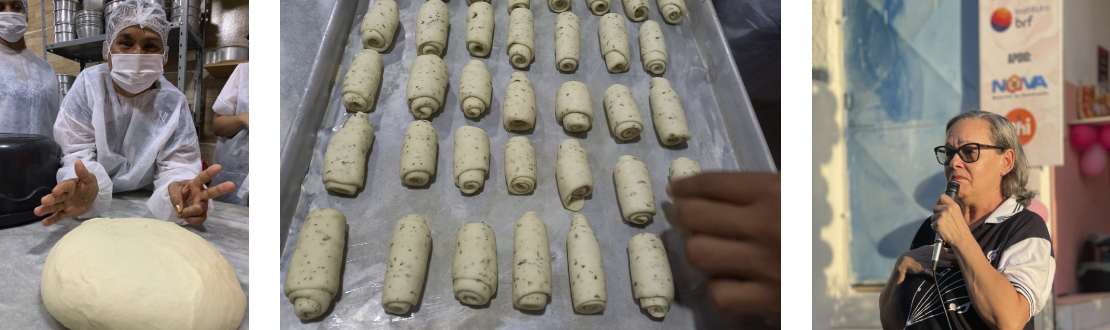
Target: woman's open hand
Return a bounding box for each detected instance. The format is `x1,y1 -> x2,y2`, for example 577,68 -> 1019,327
168,165 -> 236,225
35,160 -> 99,226
667,172 -> 780,315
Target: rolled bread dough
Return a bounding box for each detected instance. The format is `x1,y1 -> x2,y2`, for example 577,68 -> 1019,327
555,12 -> 581,72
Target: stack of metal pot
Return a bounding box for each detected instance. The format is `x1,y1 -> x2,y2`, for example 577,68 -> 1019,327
57,74 -> 75,101
166,0 -> 200,32
53,0 -> 79,43
74,10 -> 104,39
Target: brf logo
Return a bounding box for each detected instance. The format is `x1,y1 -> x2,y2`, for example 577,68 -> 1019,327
991,8 -> 1012,31
992,75 -> 1047,94
991,8 -> 1034,32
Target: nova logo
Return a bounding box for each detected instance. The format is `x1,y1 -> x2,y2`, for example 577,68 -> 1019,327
992,75 -> 1047,93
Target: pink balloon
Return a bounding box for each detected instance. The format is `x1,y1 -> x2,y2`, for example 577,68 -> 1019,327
1099,125 -> 1110,150
1026,199 -> 1049,222
1071,124 -> 1098,150
1081,144 -> 1108,177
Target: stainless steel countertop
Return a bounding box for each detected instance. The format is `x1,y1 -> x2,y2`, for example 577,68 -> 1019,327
0,191 -> 250,329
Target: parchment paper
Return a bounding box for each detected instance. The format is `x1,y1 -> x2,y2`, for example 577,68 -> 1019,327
281,0 -> 775,328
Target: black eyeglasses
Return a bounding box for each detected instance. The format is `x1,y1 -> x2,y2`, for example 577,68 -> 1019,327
934,143 -> 1004,165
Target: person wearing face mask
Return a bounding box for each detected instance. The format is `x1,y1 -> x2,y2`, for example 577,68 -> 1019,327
879,111 -> 1055,330
210,62 -> 249,206
32,0 -> 235,226
0,0 -> 61,136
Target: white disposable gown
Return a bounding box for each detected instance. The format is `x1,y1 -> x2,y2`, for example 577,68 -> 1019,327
0,46 -> 60,136
210,63 -> 249,205
53,63 -> 210,224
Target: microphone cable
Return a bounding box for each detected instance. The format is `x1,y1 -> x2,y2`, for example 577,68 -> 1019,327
931,270 -> 954,330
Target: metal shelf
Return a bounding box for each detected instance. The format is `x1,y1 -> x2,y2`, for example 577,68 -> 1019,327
166,24 -> 205,52
44,35 -> 106,64
204,60 -> 248,79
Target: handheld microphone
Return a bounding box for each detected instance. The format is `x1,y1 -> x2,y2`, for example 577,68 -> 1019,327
932,181 -> 960,272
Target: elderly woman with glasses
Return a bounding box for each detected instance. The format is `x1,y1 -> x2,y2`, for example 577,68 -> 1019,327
879,110 -> 1055,330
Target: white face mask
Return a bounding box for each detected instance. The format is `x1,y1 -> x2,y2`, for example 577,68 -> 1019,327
0,12 -> 27,43
110,53 -> 163,94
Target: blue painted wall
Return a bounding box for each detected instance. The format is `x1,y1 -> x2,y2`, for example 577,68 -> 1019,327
844,0 -> 980,283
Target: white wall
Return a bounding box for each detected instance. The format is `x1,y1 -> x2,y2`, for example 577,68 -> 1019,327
1063,0 -> 1110,85
813,0 -> 886,328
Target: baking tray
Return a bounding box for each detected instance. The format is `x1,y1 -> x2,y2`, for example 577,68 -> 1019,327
0,191 -> 250,329
279,0 -> 776,329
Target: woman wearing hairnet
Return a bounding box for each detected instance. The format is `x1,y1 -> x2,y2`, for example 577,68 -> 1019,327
0,0 -> 61,136
33,0 -> 234,226
210,62 -> 249,205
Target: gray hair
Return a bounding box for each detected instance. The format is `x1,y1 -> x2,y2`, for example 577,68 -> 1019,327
945,110 -> 1036,207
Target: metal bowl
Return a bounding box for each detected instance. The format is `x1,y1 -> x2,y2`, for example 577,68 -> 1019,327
76,26 -> 103,39
56,74 -> 75,84
53,0 -> 79,11
53,10 -> 75,25
74,10 -> 102,25
58,79 -> 74,96
166,0 -> 197,9
54,32 -> 76,43
103,0 -> 124,17
167,5 -> 200,17
206,46 -> 248,64
74,17 -> 103,24
57,86 -> 74,97
204,49 -> 216,64
74,21 -> 103,28
75,10 -> 102,18
54,23 -> 76,33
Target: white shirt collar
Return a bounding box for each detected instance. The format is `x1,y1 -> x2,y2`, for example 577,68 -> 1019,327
984,197 -> 1023,224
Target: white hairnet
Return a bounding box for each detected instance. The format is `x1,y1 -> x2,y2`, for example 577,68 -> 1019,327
102,0 -> 169,63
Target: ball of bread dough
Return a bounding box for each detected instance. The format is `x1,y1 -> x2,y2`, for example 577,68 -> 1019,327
40,218 -> 247,330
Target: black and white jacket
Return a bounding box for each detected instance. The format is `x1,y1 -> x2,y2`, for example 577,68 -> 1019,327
899,198 -> 1055,330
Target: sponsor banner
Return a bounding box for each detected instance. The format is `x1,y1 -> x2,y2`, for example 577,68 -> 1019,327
980,0 -> 1063,166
